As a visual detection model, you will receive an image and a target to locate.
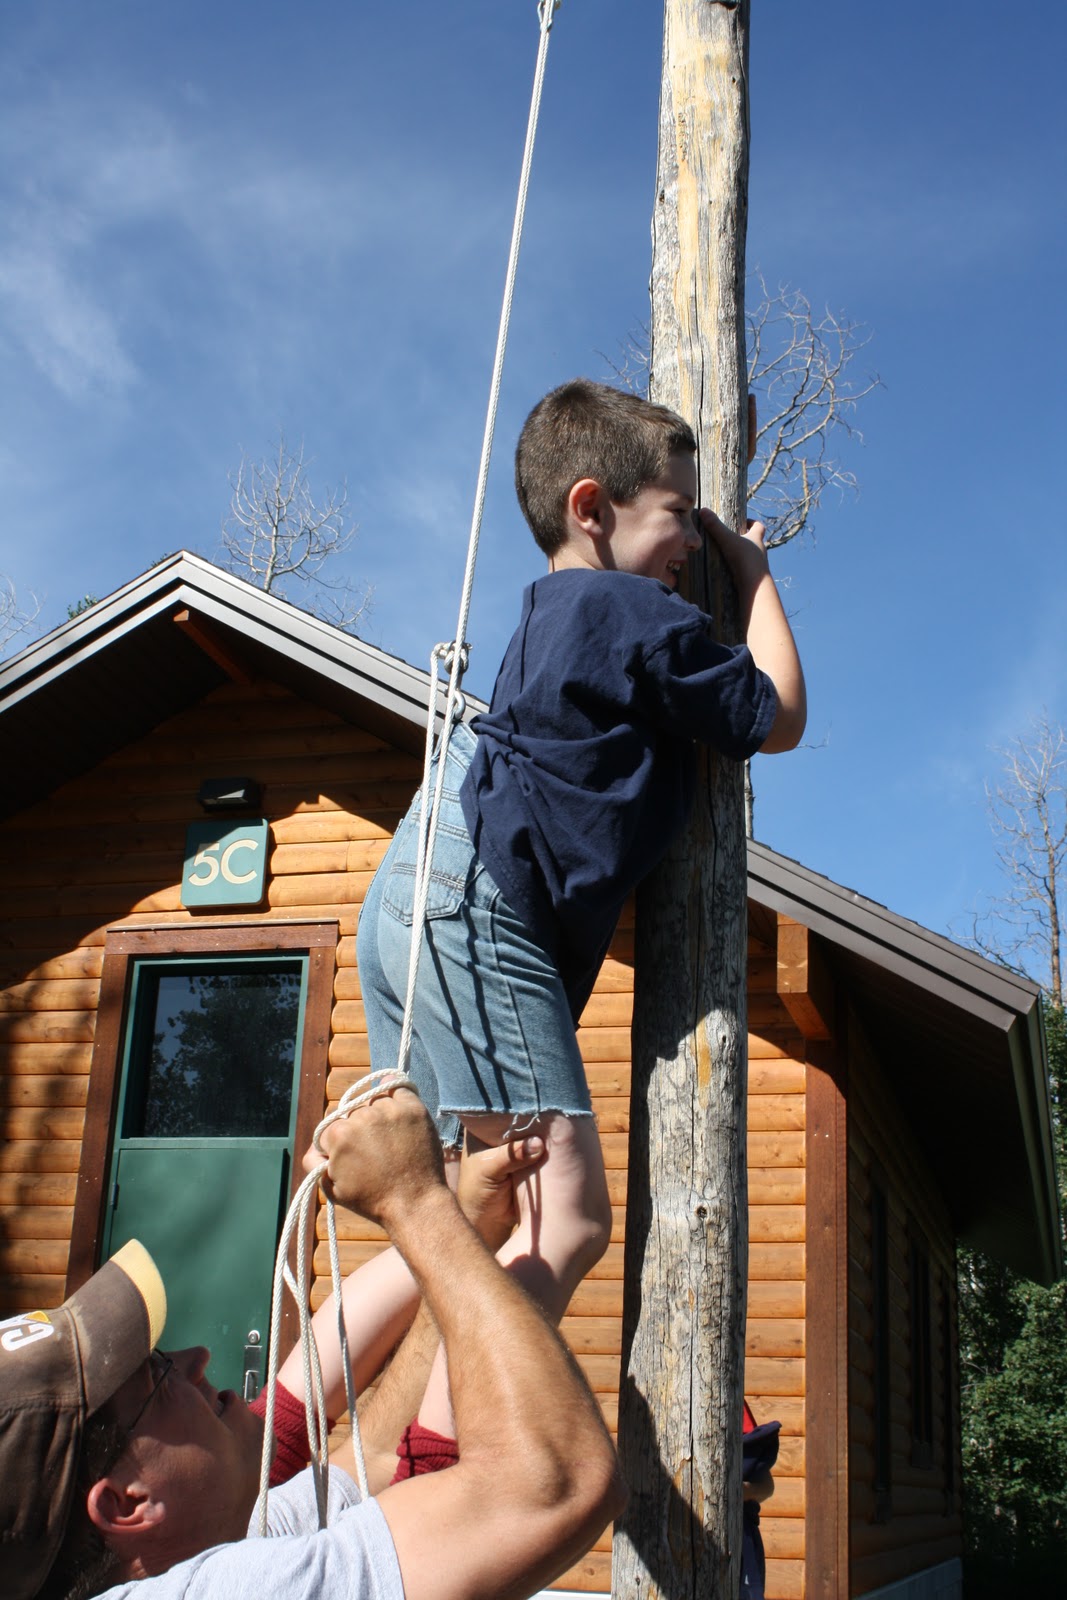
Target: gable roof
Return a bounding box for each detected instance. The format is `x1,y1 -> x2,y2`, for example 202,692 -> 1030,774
0,551 -> 460,821
1,554 -> 1061,1281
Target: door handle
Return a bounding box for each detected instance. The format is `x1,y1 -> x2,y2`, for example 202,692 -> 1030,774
243,1329 -> 263,1401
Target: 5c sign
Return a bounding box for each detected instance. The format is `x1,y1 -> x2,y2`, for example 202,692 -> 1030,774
182,820 -> 270,908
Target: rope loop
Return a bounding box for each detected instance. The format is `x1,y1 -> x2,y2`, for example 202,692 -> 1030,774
254,1068 -> 416,1537
537,0 -> 561,31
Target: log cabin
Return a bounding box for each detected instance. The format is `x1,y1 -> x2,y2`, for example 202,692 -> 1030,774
0,553 -> 1061,1600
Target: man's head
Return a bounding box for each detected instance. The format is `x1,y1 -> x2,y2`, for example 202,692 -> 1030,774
0,1242 -> 263,1600
514,378 -> 697,557
0,1241 -> 165,1600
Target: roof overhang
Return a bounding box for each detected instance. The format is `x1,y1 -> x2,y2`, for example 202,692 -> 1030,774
748,840 -> 1063,1284
0,552 -> 479,820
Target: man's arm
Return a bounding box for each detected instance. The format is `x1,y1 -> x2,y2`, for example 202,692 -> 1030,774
316,1093 -> 625,1600
331,1300 -> 440,1493
273,1135 -> 545,1438
332,1137 -> 546,1493
698,510 -> 807,753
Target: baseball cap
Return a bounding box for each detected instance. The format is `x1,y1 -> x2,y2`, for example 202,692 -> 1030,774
0,1240 -> 166,1600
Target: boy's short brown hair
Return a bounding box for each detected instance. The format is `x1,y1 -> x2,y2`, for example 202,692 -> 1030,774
515,378 -> 697,556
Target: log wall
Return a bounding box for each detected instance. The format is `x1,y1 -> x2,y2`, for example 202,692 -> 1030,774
744,931 -> 809,1600
846,1015 -> 962,1597
324,926 -> 811,1598
1,675 -> 817,1599
0,679 -> 416,1310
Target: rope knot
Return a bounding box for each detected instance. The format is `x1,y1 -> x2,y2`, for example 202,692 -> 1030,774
433,639 -> 469,678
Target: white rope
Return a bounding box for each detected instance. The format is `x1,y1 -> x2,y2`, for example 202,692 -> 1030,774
254,0 -> 563,1534
396,0 -> 561,1075
254,1068 -> 413,1535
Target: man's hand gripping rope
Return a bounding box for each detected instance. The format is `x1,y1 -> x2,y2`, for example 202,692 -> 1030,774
254,1068 -> 416,1536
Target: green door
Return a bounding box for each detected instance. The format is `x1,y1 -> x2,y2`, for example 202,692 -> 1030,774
103,957 -> 308,1395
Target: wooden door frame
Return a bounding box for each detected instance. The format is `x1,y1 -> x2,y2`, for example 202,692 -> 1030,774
66,919 -> 337,1354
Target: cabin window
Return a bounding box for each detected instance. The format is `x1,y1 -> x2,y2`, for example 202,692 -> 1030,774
120,959 -> 304,1140
870,1174 -> 892,1517
909,1229 -> 934,1467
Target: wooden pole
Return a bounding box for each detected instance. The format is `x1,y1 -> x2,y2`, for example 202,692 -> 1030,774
612,6 -> 750,1600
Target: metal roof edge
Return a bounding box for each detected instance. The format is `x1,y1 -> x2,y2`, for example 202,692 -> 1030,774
177,582 -> 446,729
0,552 -> 193,697
746,838 -> 1041,1024
0,552 -> 489,728
748,840 -> 1061,1282
0,587 -> 194,714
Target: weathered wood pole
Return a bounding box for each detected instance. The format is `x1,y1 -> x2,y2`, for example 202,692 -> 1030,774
613,5 -> 751,1600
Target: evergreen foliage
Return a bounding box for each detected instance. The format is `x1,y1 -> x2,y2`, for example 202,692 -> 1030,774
959,1001 -> 1067,1595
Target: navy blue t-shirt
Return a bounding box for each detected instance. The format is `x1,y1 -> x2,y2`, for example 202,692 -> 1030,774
460,568 -> 777,1019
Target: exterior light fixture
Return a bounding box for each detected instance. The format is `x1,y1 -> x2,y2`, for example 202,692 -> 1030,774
197,777 -> 263,813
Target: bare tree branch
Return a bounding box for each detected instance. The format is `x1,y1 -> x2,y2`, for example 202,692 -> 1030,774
969,714 -> 1067,1008
601,276 -> 877,840
745,273 -> 881,548
218,437 -> 371,634
0,574 -> 42,655
600,272 -> 882,553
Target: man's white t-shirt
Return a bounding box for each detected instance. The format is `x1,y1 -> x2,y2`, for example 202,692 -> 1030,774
100,1469 -> 403,1600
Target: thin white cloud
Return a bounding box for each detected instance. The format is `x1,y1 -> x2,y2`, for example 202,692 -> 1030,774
0,71 -> 517,407
0,242 -> 138,397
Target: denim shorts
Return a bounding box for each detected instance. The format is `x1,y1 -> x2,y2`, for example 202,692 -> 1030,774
356,721 -> 591,1149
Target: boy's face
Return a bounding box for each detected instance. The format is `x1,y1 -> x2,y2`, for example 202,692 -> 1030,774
605,451 -> 701,590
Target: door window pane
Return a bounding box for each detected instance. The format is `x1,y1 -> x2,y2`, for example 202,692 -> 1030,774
127,964 -> 302,1138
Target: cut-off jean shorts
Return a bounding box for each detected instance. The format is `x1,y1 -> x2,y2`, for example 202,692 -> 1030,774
356,721 -> 592,1149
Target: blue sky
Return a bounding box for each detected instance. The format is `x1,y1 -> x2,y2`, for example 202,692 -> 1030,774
2,1 -> 1065,951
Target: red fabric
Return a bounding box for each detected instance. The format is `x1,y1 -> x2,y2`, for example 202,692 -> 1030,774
743,1399 -> 757,1433
250,1381 -> 336,1488
389,1418 -> 459,1483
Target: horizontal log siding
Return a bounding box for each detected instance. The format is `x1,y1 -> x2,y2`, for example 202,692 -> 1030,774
846,1011 -> 962,1597
0,676 -> 813,1600
324,934 -> 811,1598
0,678 -> 414,1311
322,921 -> 637,1598
745,933 -> 808,1600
